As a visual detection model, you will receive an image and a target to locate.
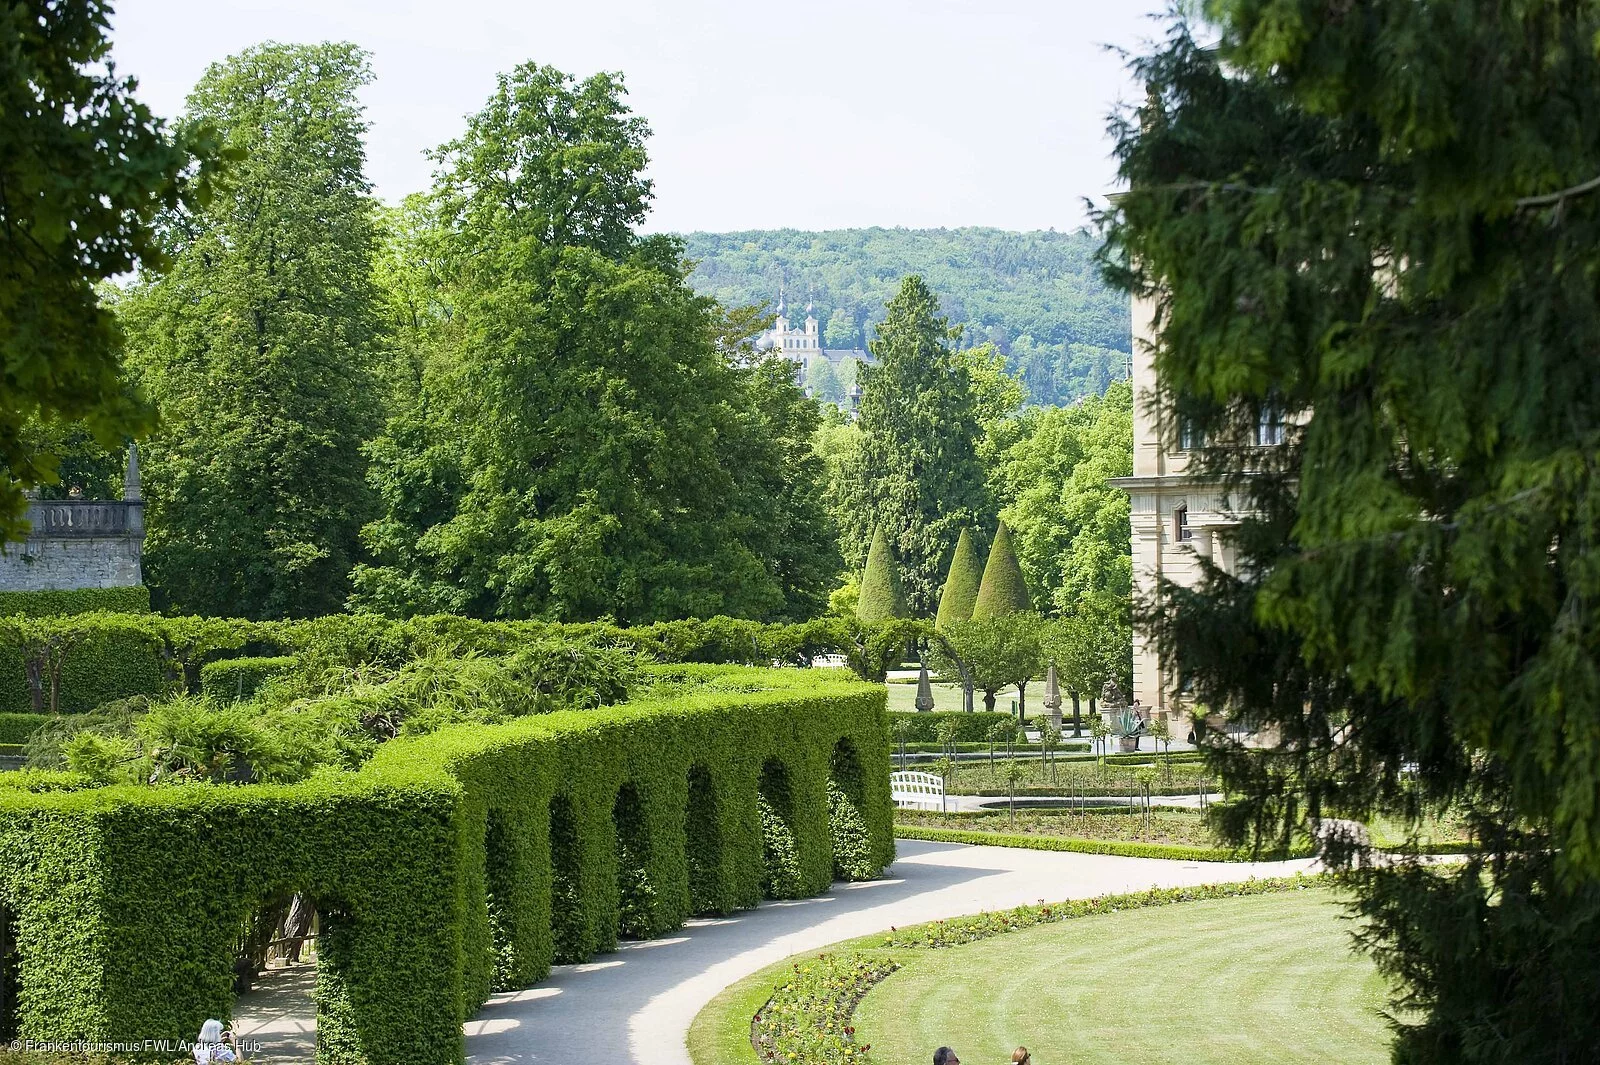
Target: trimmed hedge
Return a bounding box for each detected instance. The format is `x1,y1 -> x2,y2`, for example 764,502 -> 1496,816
0,665 -> 893,1065
892,823 -> 1316,862
0,613 -> 165,713
199,656 -> 296,701
0,588 -> 150,618
887,710 -> 1014,744
0,714 -> 50,745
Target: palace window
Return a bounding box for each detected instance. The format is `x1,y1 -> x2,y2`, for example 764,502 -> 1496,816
1174,505 -> 1193,542
1177,416 -> 1205,451
1256,404 -> 1285,446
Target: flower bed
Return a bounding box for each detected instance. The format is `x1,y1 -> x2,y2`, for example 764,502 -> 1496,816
752,953 -> 897,1064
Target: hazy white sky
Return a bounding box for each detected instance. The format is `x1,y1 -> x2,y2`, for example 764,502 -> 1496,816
109,0 -> 1176,232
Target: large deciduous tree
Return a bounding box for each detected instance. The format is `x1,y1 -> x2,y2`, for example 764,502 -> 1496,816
119,42 -> 383,619
1106,6 -> 1600,1060
353,64 -> 834,622
991,380 -> 1133,620
839,276 -> 989,615
0,0 -> 215,538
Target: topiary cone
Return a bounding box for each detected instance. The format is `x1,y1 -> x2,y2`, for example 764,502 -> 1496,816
857,526 -> 909,622
971,520 -> 1031,619
935,527 -> 984,630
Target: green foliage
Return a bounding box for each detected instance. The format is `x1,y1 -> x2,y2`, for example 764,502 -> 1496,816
934,614 -> 1044,712
1105,8 -> 1600,1060
971,522 -> 1031,619
991,381 -> 1133,619
838,277 -> 991,615
0,0 -> 218,539
0,665 -> 892,1063
117,42 -> 383,619
353,63 -> 835,624
856,528 -> 908,622
934,527 -> 984,630
680,227 -> 1132,406
0,587 -> 149,618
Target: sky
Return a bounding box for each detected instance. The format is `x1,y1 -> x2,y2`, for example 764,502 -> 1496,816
109,0 -> 1178,233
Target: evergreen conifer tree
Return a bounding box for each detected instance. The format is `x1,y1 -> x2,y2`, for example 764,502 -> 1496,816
839,276 -> 989,615
935,527 -> 984,629
1107,6 -> 1600,1058
856,526 -> 908,622
972,522 -> 1031,619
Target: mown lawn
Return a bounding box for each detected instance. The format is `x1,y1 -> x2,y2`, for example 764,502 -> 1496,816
854,889 -> 1391,1065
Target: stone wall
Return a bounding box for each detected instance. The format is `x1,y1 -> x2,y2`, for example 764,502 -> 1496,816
0,448 -> 146,592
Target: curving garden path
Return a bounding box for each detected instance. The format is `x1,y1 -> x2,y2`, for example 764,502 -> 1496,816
461,839 -> 1318,1065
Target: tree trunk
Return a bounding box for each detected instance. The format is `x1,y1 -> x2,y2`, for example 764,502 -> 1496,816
1017,680 -> 1028,722
983,689 -> 997,712
1071,692 -> 1082,737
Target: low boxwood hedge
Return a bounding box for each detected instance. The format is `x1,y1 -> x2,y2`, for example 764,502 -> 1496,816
0,665 -> 893,1065
198,656 -> 296,701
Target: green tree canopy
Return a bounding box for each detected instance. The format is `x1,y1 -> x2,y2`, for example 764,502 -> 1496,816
0,0 -> 216,538
838,276 -> 989,615
972,521 -> 1031,619
935,613 -> 1044,713
119,42 -> 383,619
804,356 -> 844,403
352,63 -> 835,622
992,380 -> 1133,619
1106,6 -> 1600,1060
856,527 -> 908,623
935,527 -> 984,630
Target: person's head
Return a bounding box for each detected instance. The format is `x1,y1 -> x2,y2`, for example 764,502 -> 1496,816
933,1048 -> 959,1065
1013,1048 -> 1032,1064
199,1019 -> 223,1044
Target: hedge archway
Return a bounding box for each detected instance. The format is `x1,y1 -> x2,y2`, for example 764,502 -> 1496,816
684,764 -> 726,914
613,784 -> 656,940
548,796 -> 584,964
828,738 -> 877,881
758,758 -> 801,899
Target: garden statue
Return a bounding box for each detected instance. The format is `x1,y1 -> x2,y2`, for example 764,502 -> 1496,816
1043,661 -> 1063,730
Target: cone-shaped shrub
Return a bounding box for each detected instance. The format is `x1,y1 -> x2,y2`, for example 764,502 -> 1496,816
935,527 -> 984,630
857,527 -> 909,622
972,521 -> 1031,619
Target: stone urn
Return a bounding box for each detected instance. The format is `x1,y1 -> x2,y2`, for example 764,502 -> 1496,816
1118,734 -> 1140,753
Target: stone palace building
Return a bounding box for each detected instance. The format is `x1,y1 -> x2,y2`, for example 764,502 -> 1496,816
1112,294 -> 1285,736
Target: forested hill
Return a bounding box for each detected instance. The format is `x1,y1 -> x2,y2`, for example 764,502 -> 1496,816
678,227 -> 1132,406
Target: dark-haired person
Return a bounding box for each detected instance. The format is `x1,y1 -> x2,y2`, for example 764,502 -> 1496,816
934,1048 -> 960,1065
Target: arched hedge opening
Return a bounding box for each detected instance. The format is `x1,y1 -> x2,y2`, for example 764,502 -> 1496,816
548,796 -> 584,964
0,903 -> 18,1041
758,758 -> 802,899
828,738 -> 878,881
684,764 -> 725,914
613,783 -> 655,940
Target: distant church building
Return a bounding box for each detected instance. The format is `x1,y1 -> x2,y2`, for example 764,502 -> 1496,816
763,293 -> 873,415
0,445 -> 146,592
